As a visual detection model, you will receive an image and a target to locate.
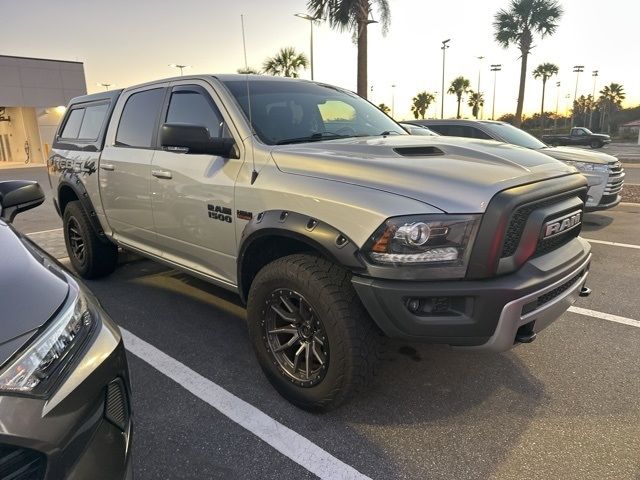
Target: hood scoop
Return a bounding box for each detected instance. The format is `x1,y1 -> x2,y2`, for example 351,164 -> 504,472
393,146 -> 444,157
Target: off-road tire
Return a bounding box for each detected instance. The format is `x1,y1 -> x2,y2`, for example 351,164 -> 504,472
247,254 -> 381,412
63,200 -> 118,279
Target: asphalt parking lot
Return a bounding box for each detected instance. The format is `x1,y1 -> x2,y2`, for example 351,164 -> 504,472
3,166 -> 640,479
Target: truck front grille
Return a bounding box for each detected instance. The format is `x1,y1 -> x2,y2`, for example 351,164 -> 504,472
0,445 -> 46,480
604,161 -> 624,197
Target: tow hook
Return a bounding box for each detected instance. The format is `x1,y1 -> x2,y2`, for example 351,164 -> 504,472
579,286 -> 592,297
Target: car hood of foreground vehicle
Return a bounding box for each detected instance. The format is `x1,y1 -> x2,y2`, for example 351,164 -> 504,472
0,221 -> 69,367
540,146 -> 618,165
271,135 -> 577,213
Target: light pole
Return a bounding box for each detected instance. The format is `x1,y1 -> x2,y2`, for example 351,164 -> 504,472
571,65 -> 584,127
294,13 -> 318,81
589,70 -> 599,130
169,64 -> 191,76
432,91 -> 439,119
391,84 -> 396,118
565,93 -> 571,128
490,64 -> 501,120
555,81 -> 561,132
476,56 -> 484,119
440,39 -> 450,119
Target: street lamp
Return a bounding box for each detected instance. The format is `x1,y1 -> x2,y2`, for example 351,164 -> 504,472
590,70 -> 599,130
565,93 -> 571,128
571,65 -> 584,127
476,56 -> 485,119
169,64 -> 191,76
432,91 -> 439,119
440,39 -> 450,119
391,84 -> 396,118
555,81 -> 561,132
294,13 -> 319,81
490,64 -> 501,120
97,83 -> 113,91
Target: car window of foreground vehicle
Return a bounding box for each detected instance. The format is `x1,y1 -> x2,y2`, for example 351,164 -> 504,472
222,79 -> 405,145
483,122 -> 548,150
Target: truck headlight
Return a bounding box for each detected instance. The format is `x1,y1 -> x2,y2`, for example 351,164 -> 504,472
0,285 -> 93,395
564,160 -> 609,173
365,215 -> 480,267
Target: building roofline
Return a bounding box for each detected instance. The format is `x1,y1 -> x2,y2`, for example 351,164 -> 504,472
0,54 -> 83,65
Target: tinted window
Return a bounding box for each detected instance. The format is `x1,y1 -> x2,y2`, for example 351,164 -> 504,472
166,90 -> 223,138
78,103 -> 109,140
116,88 -> 165,148
60,109 -> 84,138
482,123 -> 547,149
426,125 -> 450,136
468,127 -> 492,140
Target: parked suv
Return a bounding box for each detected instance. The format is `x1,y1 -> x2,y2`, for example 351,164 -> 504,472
409,119 -> 625,211
49,75 -> 592,411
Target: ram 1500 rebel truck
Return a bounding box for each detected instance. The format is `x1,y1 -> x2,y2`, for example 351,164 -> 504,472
542,127 -> 611,149
409,119 -> 625,211
48,75 -> 592,411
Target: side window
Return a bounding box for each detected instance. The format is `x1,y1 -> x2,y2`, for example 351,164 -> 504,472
116,88 -> 165,148
574,128 -> 585,136
60,109 -> 85,139
78,103 -> 109,140
426,125 -> 450,136
166,89 -> 223,138
468,127 -> 492,140
448,125 -> 472,138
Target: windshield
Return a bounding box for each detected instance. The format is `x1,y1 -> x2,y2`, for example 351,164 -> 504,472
483,122 -> 547,149
222,79 -> 406,145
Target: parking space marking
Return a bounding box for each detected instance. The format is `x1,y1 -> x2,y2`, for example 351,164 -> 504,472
584,238 -> 640,250
26,227 -> 63,236
568,306 -> 640,329
121,328 -> 371,480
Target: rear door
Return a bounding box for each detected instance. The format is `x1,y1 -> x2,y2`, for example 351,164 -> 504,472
150,80 -> 244,285
100,84 -> 167,254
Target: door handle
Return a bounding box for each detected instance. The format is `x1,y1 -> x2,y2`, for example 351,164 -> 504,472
100,163 -> 115,171
152,169 -> 173,179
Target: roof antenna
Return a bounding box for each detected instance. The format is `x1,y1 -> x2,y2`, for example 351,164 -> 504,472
241,14 -> 259,185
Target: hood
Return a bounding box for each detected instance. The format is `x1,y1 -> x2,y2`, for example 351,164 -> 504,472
0,222 -> 69,367
540,146 -> 618,165
271,136 -> 576,213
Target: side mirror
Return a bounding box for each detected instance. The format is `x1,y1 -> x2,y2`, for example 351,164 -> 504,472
0,181 -> 45,223
160,123 -> 238,158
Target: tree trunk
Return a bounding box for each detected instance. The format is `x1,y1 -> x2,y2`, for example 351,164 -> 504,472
357,20 -> 368,99
540,77 -> 547,129
514,33 -> 531,127
456,96 -> 461,118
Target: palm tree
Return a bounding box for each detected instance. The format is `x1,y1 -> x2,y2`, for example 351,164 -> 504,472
532,62 -> 559,126
467,91 -> 485,119
599,83 -> 625,132
378,103 -> 391,114
410,92 -> 436,119
493,0 -> 563,127
307,0 -> 390,99
448,76 -> 471,119
262,47 -> 309,78
237,66 -> 260,74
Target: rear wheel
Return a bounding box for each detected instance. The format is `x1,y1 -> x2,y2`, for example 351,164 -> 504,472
63,201 -> 118,278
247,254 -> 381,412
590,140 -> 603,148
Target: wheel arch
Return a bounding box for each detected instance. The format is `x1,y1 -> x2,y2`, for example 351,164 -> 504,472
57,174 -> 109,243
237,211 -> 364,303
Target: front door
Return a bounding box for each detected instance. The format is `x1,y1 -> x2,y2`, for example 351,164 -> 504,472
150,82 -> 243,285
100,85 -> 167,254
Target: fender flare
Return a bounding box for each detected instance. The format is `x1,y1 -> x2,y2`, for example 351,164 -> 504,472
57,172 -> 110,243
237,210 -> 364,302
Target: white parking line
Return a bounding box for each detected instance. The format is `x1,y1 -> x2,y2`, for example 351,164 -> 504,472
568,306 -> 640,329
26,227 -> 63,236
584,238 -> 640,250
121,328 -> 371,480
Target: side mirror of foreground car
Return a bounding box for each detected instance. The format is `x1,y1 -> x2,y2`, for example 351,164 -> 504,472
0,180 -> 45,223
160,123 -> 238,158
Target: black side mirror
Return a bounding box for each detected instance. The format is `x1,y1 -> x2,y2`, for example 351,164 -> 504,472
0,181 -> 45,223
160,123 -> 238,158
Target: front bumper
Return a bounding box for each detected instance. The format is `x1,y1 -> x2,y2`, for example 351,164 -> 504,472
0,289 -> 132,480
352,237 -> 591,351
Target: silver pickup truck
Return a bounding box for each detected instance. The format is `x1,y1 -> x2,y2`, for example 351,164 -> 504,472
48,75 -> 592,411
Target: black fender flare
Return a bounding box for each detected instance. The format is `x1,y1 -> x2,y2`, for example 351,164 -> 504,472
237,210 -> 365,302
57,172 -> 110,243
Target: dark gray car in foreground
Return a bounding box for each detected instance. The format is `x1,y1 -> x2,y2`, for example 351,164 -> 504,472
0,181 -> 132,479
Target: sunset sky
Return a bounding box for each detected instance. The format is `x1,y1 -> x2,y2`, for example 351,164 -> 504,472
3,0 -> 638,120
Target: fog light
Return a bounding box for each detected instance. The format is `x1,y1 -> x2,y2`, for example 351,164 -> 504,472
406,298 -> 422,313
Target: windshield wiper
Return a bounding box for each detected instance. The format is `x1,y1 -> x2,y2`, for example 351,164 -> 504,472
275,132 -> 350,145
379,130 -> 403,136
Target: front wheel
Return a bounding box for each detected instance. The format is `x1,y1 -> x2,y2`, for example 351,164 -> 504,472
590,140 -> 603,149
247,254 -> 381,412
